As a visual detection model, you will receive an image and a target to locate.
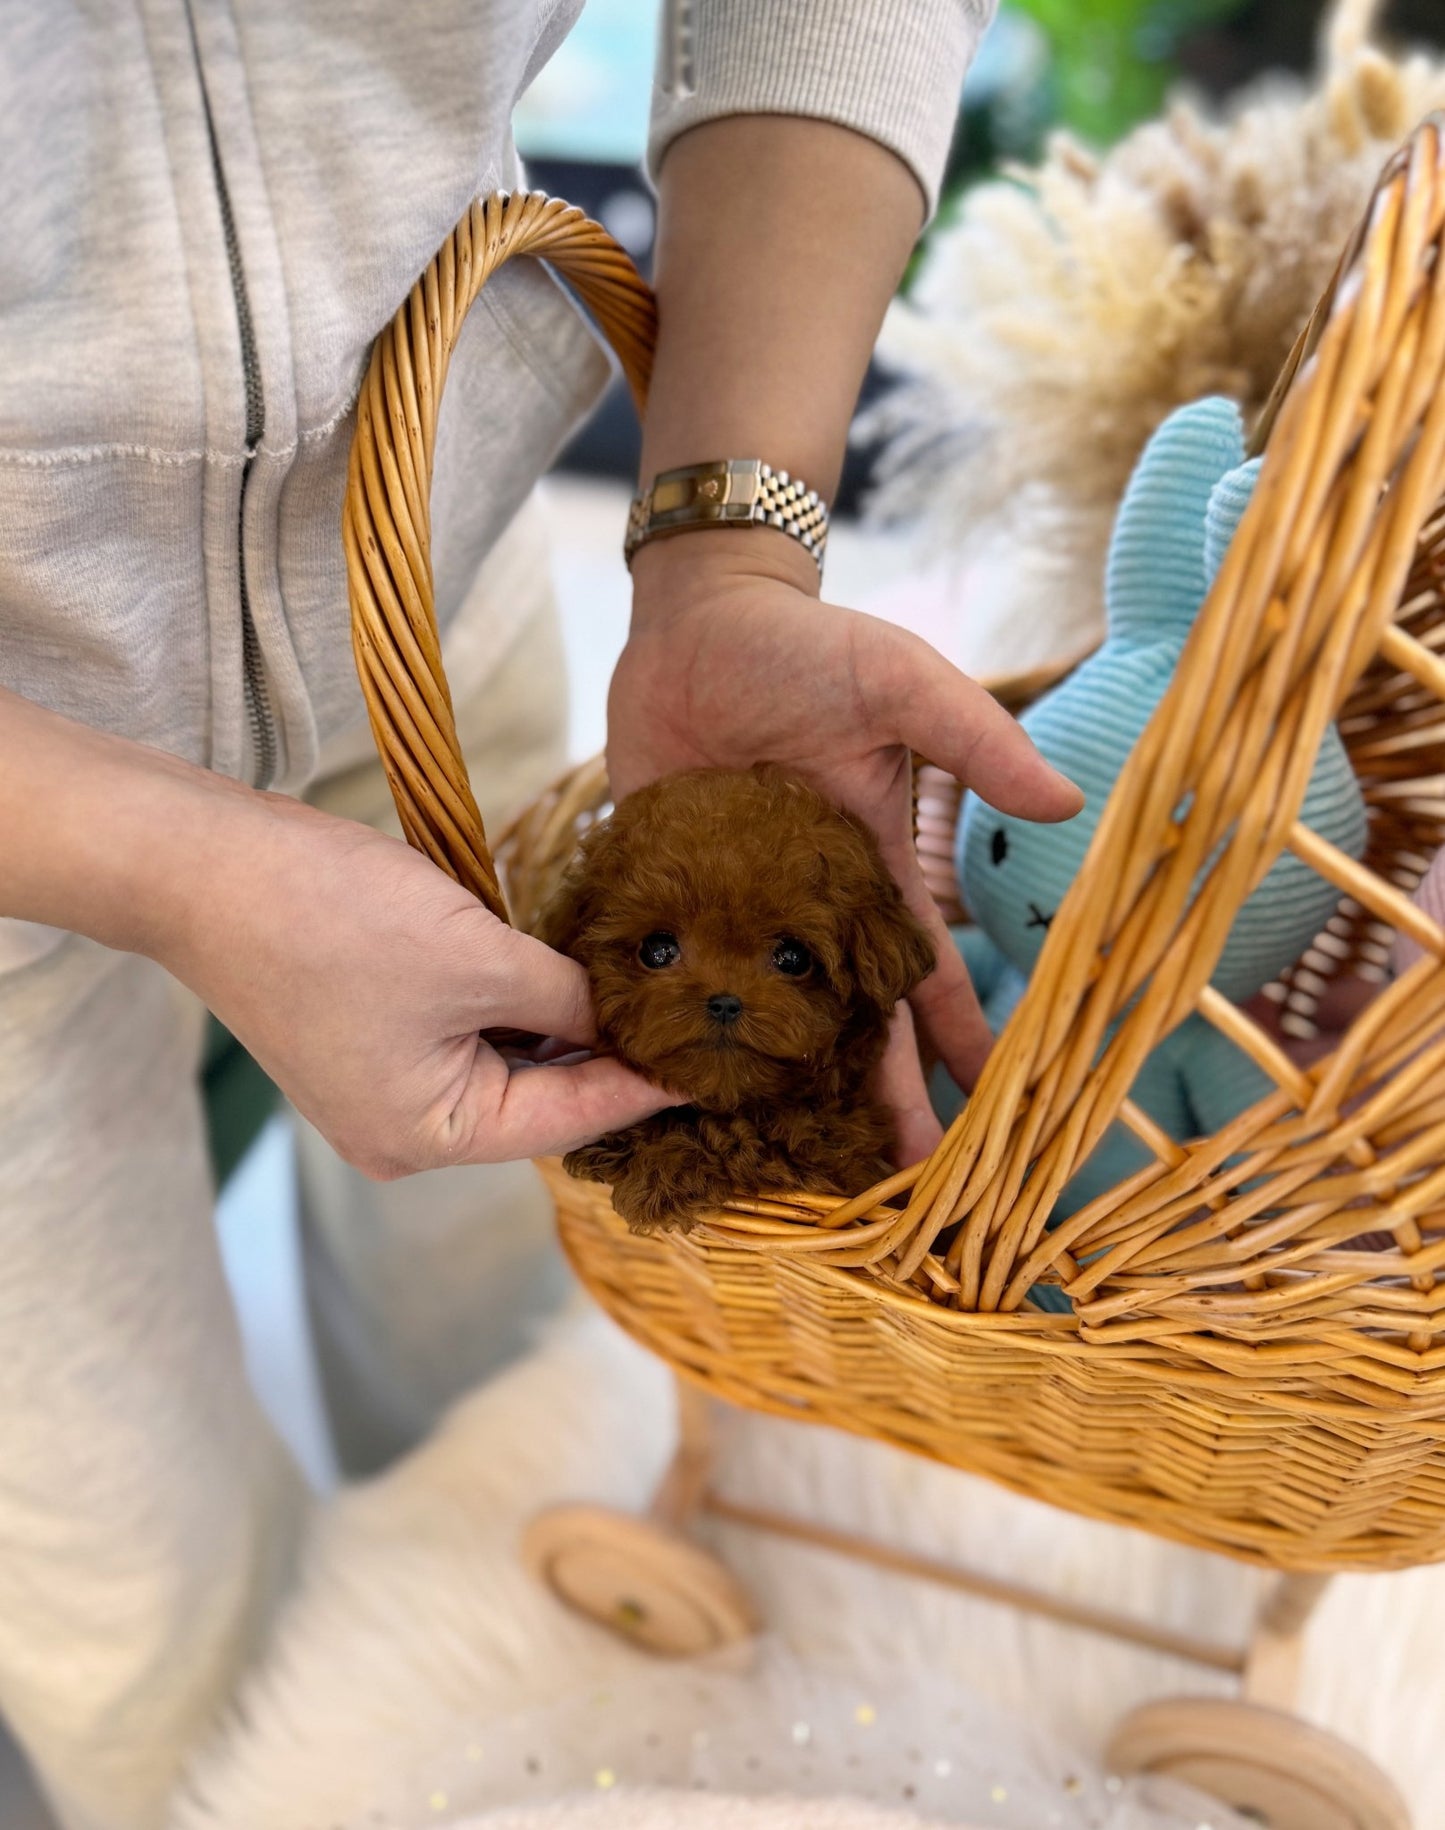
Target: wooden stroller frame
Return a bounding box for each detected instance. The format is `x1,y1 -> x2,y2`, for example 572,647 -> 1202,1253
525,1378 -> 1407,1830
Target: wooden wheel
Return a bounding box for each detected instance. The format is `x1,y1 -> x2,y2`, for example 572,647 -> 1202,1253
522,1504 -> 756,1657
1106,1699 -> 1410,1830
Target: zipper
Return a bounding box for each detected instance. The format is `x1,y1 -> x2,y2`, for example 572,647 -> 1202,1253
185,2 -> 277,788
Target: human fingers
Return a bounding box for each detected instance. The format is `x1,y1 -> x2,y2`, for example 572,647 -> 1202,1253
874,1003 -> 944,1166
449,1050 -> 681,1164
477,924 -> 602,1047
880,627 -> 1082,822
871,811 -> 996,1092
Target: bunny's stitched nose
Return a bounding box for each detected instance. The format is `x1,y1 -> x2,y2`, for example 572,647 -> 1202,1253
707,993 -> 744,1026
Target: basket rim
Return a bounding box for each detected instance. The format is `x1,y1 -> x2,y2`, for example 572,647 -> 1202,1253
536,1160 -> 1445,1426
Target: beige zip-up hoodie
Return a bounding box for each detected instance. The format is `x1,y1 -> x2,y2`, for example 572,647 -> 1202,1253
0,0 -> 988,815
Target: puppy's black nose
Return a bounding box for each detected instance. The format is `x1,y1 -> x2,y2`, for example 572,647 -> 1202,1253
707,992 -> 744,1026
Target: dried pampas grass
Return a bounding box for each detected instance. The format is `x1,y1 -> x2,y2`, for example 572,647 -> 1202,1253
867,0 -> 1445,667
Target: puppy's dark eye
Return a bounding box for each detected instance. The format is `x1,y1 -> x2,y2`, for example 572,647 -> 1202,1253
990,827 -> 1009,867
771,938 -> 813,978
638,932 -> 681,970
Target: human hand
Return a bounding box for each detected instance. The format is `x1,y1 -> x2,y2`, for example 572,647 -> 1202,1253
149,784 -> 678,1180
612,537 -> 1083,1163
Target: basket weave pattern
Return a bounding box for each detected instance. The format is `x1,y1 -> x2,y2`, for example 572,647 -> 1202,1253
349,126 -> 1445,1572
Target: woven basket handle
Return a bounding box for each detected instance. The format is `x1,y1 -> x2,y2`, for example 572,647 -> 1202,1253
343,193 -> 655,920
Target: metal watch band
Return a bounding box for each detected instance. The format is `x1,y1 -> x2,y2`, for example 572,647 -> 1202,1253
624,458 -> 829,571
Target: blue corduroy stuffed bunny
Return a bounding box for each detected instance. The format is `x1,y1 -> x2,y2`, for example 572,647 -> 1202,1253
938,397 -> 1369,1272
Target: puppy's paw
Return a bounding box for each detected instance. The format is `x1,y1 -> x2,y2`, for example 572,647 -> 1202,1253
611,1178 -> 701,1234
562,1138 -> 630,1186
561,1147 -> 603,1185
563,1146 -> 702,1231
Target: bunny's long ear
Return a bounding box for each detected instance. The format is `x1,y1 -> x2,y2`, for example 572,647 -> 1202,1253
1204,456 -> 1263,584
1105,395 -> 1246,646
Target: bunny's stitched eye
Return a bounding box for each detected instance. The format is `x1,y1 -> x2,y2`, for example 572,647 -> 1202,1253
639,932 -> 681,969
990,827 -> 1009,866
772,938 -> 813,978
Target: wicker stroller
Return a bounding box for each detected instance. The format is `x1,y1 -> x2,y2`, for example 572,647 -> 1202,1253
343,117 -> 1445,1830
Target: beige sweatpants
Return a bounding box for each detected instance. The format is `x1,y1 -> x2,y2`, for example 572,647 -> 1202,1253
0,502 -> 572,1830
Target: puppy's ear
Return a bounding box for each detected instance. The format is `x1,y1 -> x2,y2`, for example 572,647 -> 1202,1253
849,885 -> 936,1012
534,865 -> 595,958
817,813 -> 937,1011
534,805 -> 633,960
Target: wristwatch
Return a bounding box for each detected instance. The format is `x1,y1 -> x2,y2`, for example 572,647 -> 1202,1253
624,458 -> 829,571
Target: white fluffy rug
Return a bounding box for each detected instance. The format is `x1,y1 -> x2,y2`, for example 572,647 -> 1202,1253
173,1303 -> 1442,1830
446,1801 -> 974,1830
433,1789 -> 1230,1830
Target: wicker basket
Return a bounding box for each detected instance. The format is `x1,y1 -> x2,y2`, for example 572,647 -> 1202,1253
345,123 -> 1445,1577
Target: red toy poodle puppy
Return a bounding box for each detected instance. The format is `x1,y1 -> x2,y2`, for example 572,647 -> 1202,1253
537,764 -> 935,1230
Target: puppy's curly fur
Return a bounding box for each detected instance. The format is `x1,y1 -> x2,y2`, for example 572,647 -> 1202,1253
536,765 -> 935,1231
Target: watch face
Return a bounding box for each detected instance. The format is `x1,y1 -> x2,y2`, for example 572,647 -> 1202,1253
626,457 -> 827,571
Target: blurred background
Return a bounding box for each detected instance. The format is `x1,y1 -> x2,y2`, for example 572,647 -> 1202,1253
515,0 -> 1445,505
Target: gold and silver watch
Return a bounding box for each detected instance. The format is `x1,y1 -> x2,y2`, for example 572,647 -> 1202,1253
624,458 -> 830,572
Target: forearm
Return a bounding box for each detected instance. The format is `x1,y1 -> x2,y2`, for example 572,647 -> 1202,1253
637,114 -> 923,577
0,686 -> 259,959
0,688 -> 676,1169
